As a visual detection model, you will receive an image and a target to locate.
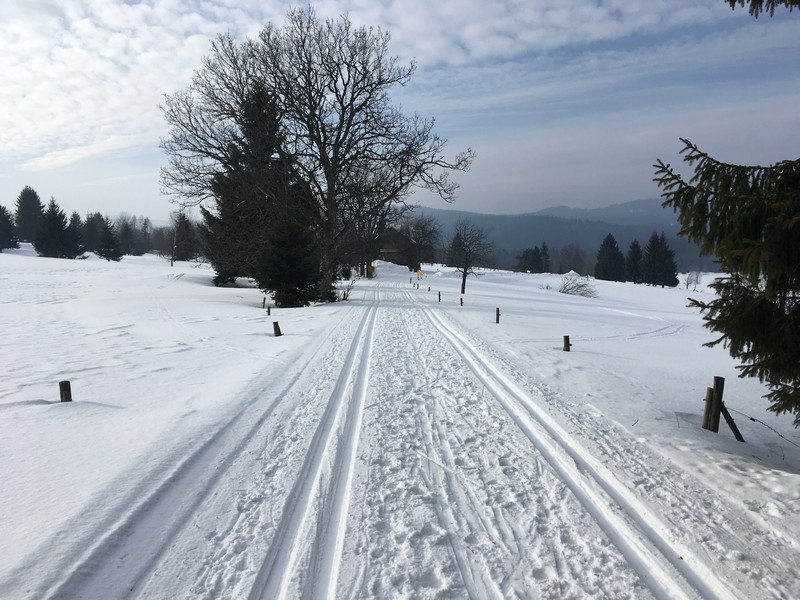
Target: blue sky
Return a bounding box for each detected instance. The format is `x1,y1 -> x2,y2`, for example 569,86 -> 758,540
1,1 -> 798,224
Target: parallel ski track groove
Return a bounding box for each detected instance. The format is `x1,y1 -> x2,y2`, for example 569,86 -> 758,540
36,301 -> 361,600
249,290 -> 379,600
413,291 -> 737,600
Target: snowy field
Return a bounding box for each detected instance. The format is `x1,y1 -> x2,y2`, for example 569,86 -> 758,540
1,244 -> 799,599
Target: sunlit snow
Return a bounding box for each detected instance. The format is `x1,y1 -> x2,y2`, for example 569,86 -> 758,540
1,245 -> 798,599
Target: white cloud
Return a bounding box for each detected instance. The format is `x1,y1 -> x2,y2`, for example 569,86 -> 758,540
0,0 -> 797,218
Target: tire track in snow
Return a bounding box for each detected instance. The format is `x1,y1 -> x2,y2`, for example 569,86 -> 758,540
416,295 -> 737,600
248,291 -> 378,600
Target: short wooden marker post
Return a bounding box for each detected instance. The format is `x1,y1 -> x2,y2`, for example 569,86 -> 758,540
495,307 -> 500,324
460,298 -> 463,307
267,306 -> 271,316
438,291 -> 441,302
262,297 -> 266,309
563,336 -> 571,352
59,380 -> 72,402
428,286 -> 430,292
273,321 -> 282,337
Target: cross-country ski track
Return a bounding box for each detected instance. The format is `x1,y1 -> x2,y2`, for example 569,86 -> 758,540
3,258 -> 799,600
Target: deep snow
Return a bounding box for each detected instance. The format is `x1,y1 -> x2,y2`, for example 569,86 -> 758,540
1,245 -> 798,599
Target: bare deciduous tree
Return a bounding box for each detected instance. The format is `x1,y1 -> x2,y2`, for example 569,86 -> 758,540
400,213 -> 441,272
448,219 -> 493,294
161,7 -> 474,299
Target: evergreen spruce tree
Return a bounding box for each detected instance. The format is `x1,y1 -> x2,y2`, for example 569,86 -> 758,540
63,212 -> 84,259
14,186 -> 44,243
655,138 -> 800,424
97,219 -> 123,262
172,212 -> 198,261
33,197 -> 68,258
0,206 -> 19,251
625,239 -> 643,283
198,85 -> 287,286
641,231 -> 679,288
541,241 -> 551,272
725,0 -> 800,17
515,247 -> 542,273
118,219 -> 135,256
83,212 -> 105,253
594,233 -> 625,282
132,217 -> 153,255
256,214 -> 321,307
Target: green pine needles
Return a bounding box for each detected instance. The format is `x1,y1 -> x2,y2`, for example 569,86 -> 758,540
655,138 -> 800,425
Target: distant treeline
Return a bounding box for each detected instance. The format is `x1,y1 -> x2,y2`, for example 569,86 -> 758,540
0,186 -> 198,262
417,203 -> 717,273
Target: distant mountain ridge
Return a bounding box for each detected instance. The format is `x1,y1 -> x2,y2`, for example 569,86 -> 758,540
532,198 -> 680,229
413,199 -> 715,272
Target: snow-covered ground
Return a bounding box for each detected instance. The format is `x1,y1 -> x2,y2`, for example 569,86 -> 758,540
1,244 -> 798,599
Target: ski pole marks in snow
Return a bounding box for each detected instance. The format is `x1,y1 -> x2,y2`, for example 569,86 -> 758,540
4,253 -> 798,599
414,292 -> 738,600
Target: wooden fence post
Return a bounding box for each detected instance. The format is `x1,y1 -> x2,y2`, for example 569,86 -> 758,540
267,306 -> 271,316
273,321 -> 282,337
59,380 -> 72,402
438,291 -> 441,302
496,307 -> 500,324
460,298 -> 463,307
702,387 -> 714,430
262,297 -> 266,309
710,376 -> 724,433
563,336 -> 571,352
720,403 -> 746,443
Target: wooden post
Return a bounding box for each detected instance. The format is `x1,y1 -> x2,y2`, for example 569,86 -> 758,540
267,306 -> 271,316
428,286 -> 430,292
59,380 -> 72,402
460,298 -> 463,307
702,387 -> 714,430
709,376 -> 724,433
720,403 -> 745,442
563,336 -> 571,352
262,297 -> 266,309
410,277 -> 412,284
438,291 -> 441,302
495,307 -> 500,324
273,321 -> 282,337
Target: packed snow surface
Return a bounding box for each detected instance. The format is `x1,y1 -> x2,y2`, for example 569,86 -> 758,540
1,245 -> 799,599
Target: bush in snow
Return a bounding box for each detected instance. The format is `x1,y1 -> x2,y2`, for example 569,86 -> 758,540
559,274 -> 598,298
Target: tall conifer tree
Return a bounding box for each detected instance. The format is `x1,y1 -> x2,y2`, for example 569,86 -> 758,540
594,233 -> 625,282
625,239 -> 643,284
14,186 -> 43,243
63,212 -> 84,258
0,206 -> 19,250
97,219 -> 123,262
656,139 -> 800,424
641,232 -> 678,288
33,197 -> 68,258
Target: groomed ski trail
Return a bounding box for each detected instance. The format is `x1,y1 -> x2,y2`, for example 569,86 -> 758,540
407,286 -> 737,600
248,291 -> 379,600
